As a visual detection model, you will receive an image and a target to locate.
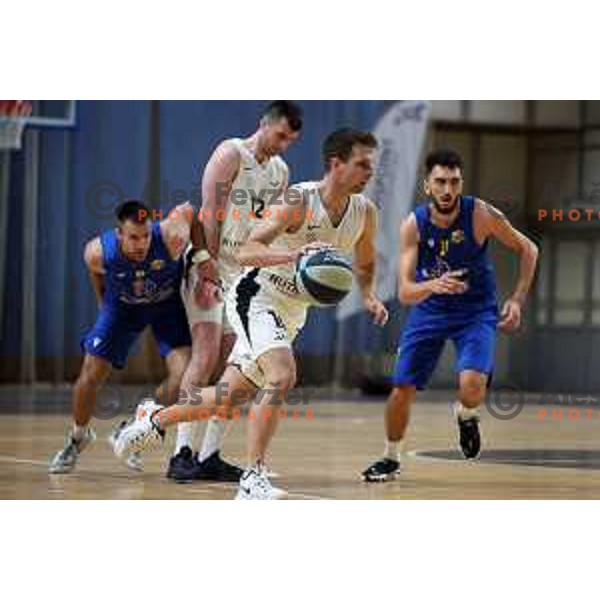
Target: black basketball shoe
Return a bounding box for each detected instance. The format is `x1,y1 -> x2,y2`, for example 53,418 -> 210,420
361,457 -> 401,482
458,416 -> 481,459
194,451 -> 244,482
166,446 -> 198,483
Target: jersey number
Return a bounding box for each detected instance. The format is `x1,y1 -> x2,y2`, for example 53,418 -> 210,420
251,197 -> 266,219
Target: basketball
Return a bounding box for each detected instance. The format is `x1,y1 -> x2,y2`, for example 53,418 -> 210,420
295,248 -> 354,306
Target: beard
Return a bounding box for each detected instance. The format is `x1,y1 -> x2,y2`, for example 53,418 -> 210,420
432,195 -> 459,215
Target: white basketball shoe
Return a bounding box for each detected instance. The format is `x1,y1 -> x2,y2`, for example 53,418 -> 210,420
235,467 -> 287,500
112,399 -> 165,460
108,420 -> 144,471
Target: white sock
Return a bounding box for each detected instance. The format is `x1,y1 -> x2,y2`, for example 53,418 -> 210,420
384,440 -> 401,461
174,422 -> 194,454
455,402 -> 480,421
72,424 -> 88,441
198,417 -> 228,462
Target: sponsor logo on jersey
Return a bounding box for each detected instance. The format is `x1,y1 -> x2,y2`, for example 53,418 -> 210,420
451,229 -> 465,244
266,273 -> 299,296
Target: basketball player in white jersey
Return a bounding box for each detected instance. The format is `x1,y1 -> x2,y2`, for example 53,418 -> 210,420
168,101 -> 302,482
114,128 -> 388,499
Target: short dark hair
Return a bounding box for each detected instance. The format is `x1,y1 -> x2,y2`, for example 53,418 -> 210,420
425,149 -> 463,175
262,100 -> 303,132
116,199 -> 150,225
322,128 -> 378,171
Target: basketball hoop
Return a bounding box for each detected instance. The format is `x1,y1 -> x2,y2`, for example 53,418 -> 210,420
0,117 -> 28,150
0,101 -> 33,151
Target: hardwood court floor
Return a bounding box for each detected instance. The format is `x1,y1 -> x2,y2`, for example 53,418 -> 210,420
2,391 -> 600,499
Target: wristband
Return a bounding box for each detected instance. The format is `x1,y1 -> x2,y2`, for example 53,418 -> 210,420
191,249 -> 211,265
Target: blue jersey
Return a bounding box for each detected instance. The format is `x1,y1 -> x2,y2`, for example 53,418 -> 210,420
413,195 -> 497,314
100,221 -> 183,306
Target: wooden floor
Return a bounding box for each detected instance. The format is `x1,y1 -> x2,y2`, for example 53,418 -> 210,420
2,391 -> 600,499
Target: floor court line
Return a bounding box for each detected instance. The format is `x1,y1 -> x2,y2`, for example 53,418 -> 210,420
0,454 -> 330,500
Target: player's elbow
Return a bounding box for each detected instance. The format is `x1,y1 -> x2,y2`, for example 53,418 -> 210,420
83,241 -> 94,265
398,291 -> 416,306
397,282 -> 413,305
522,237 -> 539,264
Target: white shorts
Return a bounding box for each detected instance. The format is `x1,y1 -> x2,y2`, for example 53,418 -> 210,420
180,266 -> 234,334
226,269 -> 308,388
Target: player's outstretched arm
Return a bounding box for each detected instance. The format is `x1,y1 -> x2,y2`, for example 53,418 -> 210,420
84,237 -> 105,307
476,200 -> 539,332
353,199 -> 388,325
397,214 -> 467,305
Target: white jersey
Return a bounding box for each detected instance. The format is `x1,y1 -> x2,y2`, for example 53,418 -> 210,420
226,181 -> 369,388
258,180 -> 368,302
218,138 -> 288,290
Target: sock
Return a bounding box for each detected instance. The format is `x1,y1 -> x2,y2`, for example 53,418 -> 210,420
455,402 -> 480,421
247,458 -> 264,473
174,422 -> 194,454
384,440 -> 401,461
198,417 -> 228,462
72,424 -> 88,442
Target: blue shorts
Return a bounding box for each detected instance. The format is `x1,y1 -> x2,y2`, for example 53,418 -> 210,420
81,297 -> 191,369
392,307 -> 498,390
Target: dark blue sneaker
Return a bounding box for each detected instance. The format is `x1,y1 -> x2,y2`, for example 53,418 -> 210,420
166,446 -> 197,483
195,451 -> 243,482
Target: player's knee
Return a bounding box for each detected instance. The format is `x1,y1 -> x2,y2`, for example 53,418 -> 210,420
264,367 -> 296,395
187,345 -> 220,384
390,385 -> 414,406
459,374 -> 487,404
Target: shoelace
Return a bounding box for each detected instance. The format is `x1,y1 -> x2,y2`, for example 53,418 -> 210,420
61,444 -> 76,459
255,475 -> 273,495
67,436 -> 81,453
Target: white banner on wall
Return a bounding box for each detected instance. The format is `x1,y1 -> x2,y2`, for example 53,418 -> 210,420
337,100 -> 431,319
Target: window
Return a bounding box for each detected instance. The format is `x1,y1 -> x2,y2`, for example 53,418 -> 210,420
554,241 -> 587,326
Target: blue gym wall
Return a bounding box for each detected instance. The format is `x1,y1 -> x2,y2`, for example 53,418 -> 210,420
0,100 -> 392,383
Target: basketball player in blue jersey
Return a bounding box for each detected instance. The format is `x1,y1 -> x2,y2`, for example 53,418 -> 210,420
49,200 -> 194,474
362,149 -> 539,481
167,101 -> 302,482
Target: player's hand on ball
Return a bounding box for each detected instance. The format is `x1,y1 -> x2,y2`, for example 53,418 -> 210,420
498,298 -> 522,333
363,294 -> 389,326
429,270 -> 468,295
297,241 -> 333,259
